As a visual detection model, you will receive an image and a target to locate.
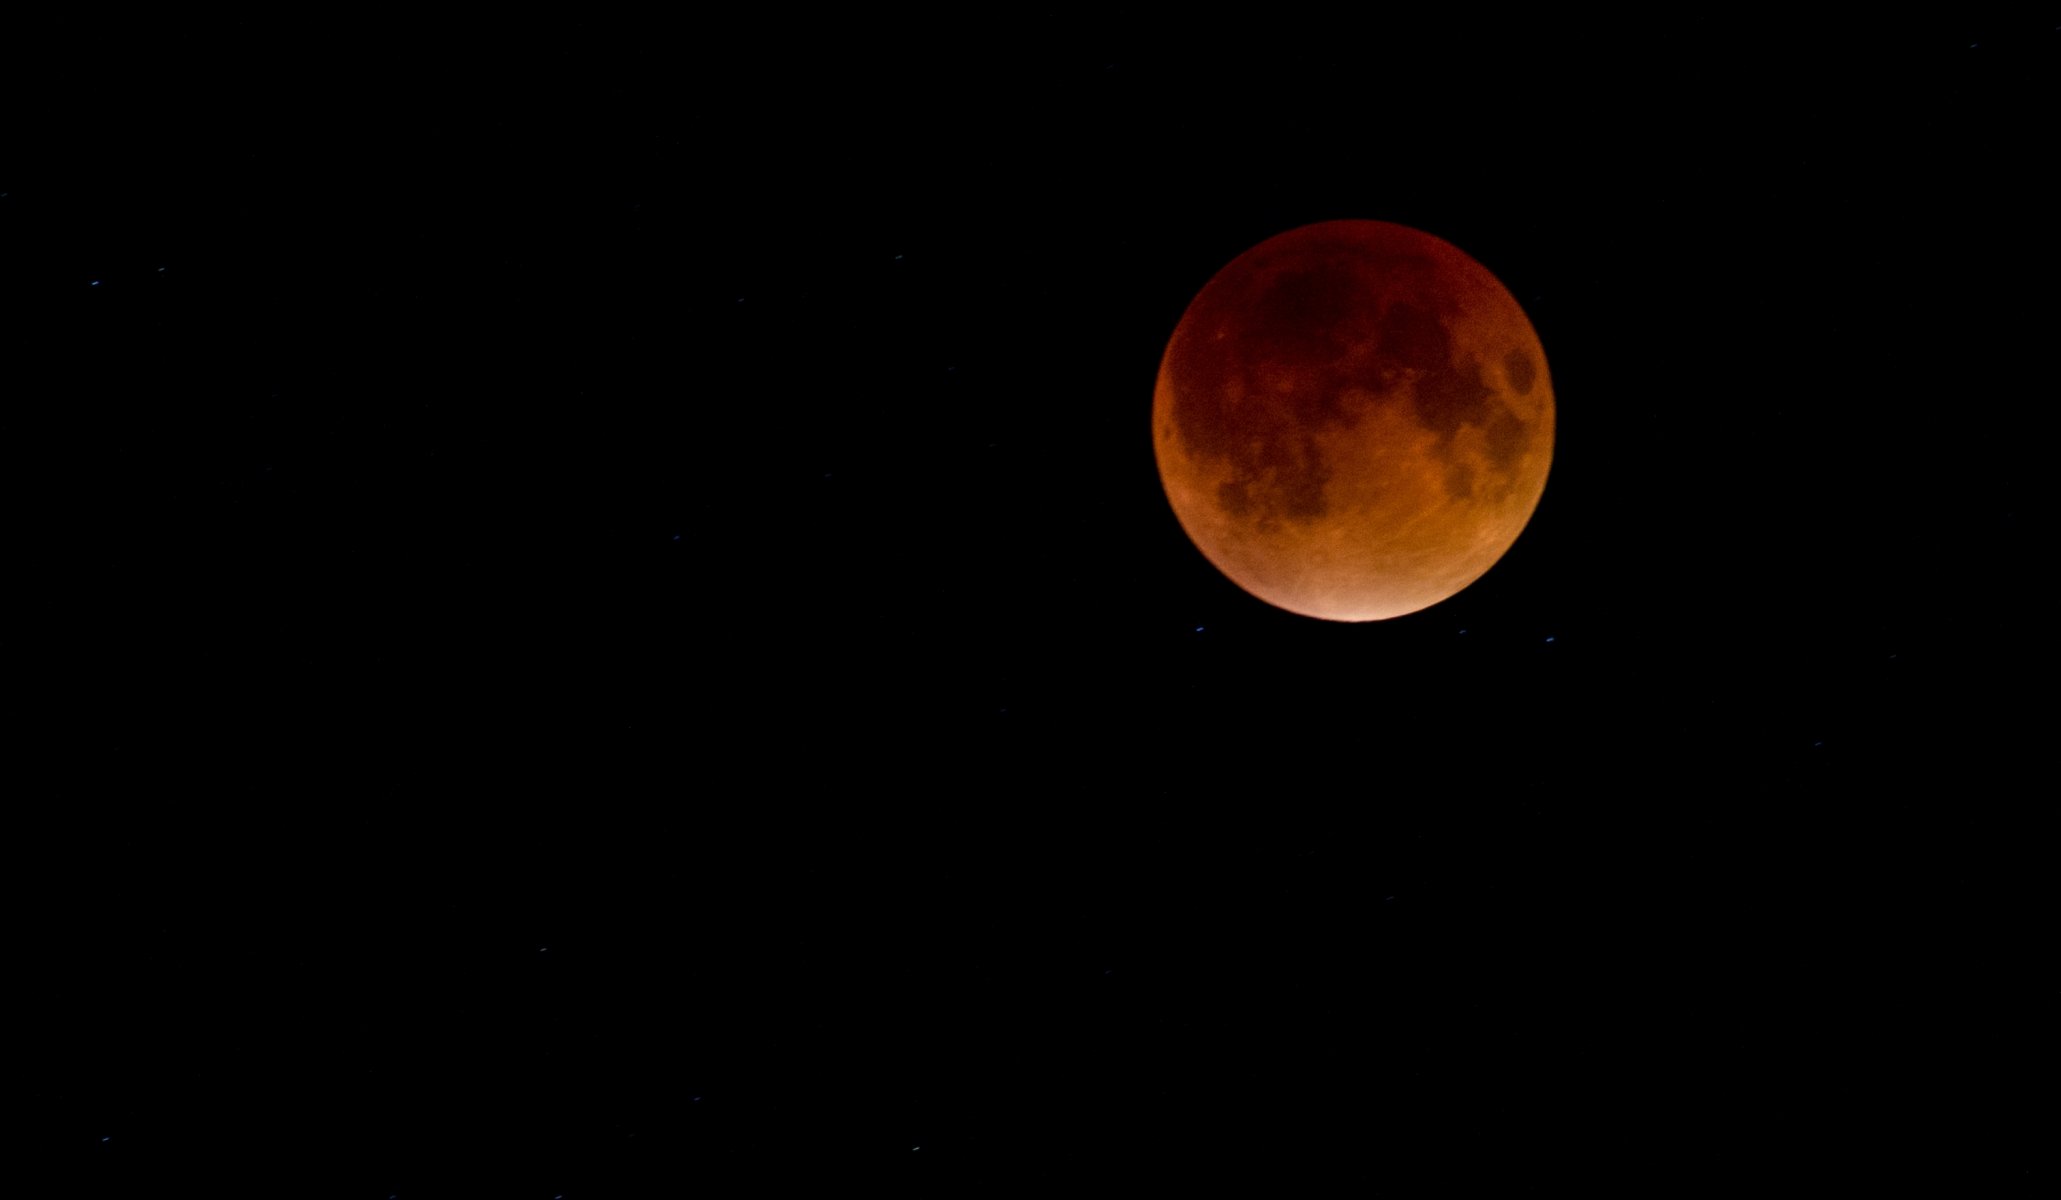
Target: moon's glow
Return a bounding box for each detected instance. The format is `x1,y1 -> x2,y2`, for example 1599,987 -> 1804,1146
1153,220 -> 1554,621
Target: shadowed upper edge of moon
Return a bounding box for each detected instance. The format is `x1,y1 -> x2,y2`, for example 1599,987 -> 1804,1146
1160,224 -> 1544,534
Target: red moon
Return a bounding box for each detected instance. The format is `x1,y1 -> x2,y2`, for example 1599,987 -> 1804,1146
1153,220 -> 1554,621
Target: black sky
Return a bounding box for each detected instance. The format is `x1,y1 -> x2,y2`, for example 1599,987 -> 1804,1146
24,17 -> 2054,1196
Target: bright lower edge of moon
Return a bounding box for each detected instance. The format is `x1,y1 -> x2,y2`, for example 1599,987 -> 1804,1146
1153,219 -> 1554,622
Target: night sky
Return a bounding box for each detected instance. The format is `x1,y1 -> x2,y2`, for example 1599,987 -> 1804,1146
27,18 -> 2053,1196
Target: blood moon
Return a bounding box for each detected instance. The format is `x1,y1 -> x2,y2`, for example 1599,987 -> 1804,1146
1153,220 -> 1554,622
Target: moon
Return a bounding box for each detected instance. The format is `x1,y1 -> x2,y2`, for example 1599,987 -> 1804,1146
1153,220 -> 1554,622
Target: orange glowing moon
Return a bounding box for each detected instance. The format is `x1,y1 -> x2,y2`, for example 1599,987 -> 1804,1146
1153,220 -> 1554,621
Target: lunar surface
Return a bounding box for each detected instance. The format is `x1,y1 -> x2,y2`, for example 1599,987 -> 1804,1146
1153,220 -> 1554,621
